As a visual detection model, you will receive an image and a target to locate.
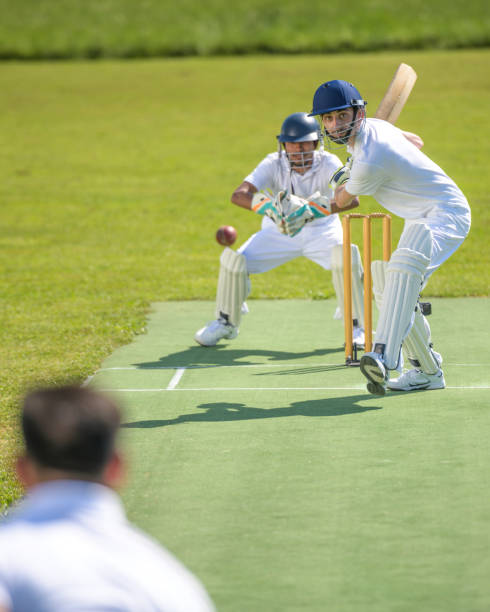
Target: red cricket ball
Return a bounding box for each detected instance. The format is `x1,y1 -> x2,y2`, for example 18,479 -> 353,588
216,225 -> 237,246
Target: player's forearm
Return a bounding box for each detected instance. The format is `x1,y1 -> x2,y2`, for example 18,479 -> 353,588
333,185 -> 357,209
231,191 -> 253,210
402,130 -> 424,149
231,181 -> 257,210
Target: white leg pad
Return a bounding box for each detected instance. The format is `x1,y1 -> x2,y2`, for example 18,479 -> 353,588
372,259 -> 406,374
215,248 -> 248,327
371,260 -> 387,311
403,304 -> 440,375
374,225 -> 432,369
331,243 -> 364,325
330,244 -> 344,319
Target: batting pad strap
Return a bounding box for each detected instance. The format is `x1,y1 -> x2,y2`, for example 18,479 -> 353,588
403,304 -> 439,375
216,248 -> 248,327
330,243 -> 364,325
374,246 -> 430,370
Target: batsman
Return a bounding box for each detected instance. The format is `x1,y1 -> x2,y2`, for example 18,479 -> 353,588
195,112 -> 365,347
309,79 -> 471,395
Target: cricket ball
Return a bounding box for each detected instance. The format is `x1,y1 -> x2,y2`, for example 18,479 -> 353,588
216,225 -> 237,246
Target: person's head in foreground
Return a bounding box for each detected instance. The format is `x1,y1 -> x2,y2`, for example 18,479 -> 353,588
17,385 -> 123,489
0,386 -> 215,612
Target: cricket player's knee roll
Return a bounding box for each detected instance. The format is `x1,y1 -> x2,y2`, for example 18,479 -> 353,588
398,223 -> 433,258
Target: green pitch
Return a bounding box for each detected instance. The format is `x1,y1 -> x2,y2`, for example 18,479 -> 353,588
90,298 -> 489,612
1,48 -> 489,514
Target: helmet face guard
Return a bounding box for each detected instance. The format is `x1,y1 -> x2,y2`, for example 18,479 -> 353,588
277,112 -> 321,170
309,80 -> 367,147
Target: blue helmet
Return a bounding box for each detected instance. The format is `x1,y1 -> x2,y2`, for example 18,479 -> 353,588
277,112 -> 321,143
277,112 -> 321,172
309,80 -> 366,117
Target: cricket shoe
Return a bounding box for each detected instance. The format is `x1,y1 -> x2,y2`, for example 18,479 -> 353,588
387,368 -> 445,391
360,351 -> 388,396
194,318 -> 238,347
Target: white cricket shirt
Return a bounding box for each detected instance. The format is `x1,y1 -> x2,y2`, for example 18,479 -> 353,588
0,480 -> 215,612
346,119 -> 470,220
244,149 -> 343,230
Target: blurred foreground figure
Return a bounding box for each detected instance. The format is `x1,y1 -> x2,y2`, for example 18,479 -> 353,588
0,386 -> 215,612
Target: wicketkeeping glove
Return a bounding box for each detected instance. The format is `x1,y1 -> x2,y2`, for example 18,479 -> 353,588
283,204 -> 315,237
307,191 -> 332,217
251,192 -> 285,230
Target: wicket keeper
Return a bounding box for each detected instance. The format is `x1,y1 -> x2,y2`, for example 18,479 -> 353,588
195,112 -> 365,348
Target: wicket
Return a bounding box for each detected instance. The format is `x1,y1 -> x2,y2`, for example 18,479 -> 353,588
342,213 -> 392,365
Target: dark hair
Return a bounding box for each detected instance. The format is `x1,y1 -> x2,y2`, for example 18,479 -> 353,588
22,386 -> 121,475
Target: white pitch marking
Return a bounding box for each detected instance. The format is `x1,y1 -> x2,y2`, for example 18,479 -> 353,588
82,375 -> 95,387
166,368 -> 186,390
99,364 -> 339,370
98,385 -> 490,393
96,362 -> 489,372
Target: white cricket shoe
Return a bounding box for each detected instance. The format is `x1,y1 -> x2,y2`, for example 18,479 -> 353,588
353,326 -> 365,348
194,318 -> 239,347
359,351 -> 388,396
387,368 -> 445,391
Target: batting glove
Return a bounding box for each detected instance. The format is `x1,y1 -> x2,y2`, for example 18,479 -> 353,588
329,156 -> 353,191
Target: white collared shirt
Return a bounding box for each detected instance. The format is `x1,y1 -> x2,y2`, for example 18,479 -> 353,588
0,480 -> 215,612
346,118 -> 470,220
244,149 -> 342,200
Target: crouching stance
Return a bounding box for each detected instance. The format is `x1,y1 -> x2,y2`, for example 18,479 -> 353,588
195,112 -> 364,347
309,79 -> 471,394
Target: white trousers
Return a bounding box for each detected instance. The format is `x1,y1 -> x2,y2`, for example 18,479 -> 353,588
402,209 -> 471,284
238,216 -> 343,273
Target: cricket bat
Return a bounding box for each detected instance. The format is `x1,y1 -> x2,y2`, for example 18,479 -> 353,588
375,63 -> 417,124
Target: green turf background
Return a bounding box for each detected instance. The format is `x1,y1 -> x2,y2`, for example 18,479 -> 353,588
90,299 -> 490,611
1,49 -> 489,509
0,0 -> 488,58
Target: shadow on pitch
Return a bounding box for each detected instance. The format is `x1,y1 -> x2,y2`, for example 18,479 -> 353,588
132,345 -> 343,370
122,395 -> 381,428
132,344 -> 344,370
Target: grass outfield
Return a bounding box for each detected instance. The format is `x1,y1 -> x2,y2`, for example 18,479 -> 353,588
0,0 -> 488,58
91,299 -> 490,611
1,49 -> 489,508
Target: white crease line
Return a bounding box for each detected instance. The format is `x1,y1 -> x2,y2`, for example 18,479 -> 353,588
82,375 -> 95,387
97,363 -> 489,371
166,368 -> 186,390
98,386 -> 490,392
99,364 -> 339,370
